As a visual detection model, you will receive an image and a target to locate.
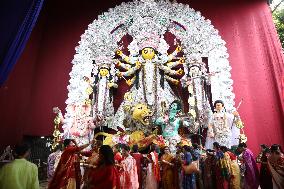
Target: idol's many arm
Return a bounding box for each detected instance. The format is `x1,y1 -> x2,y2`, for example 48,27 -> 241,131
116,62 -> 141,77
116,60 -> 131,70
166,58 -> 185,69
107,81 -> 118,88
159,65 -> 183,76
116,50 -> 131,64
164,75 -> 179,85
125,76 -> 136,86
167,46 -> 182,62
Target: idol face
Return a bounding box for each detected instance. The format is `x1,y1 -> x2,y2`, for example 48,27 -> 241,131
215,102 -> 224,112
99,68 -> 109,77
141,47 -> 156,60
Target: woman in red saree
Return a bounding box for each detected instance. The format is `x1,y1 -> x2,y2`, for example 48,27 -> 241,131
268,144 -> 284,189
145,144 -> 160,189
113,144 -> 123,164
256,144 -> 273,189
131,144 -> 143,189
81,140 -> 103,184
48,139 -> 91,189
83,145 -> 120,189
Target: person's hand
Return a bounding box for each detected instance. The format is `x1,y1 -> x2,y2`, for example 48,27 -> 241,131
91,139 -> 97,145
71,139 -> 78,146
53,107 -> 61,114
108,82 -> 115,88
135,61 -> 141,68
232,111 -> 239,116
208,132 -> 214,138
116,71 -> 122,77
116,50 -> 123,56
175,45 -> 182,52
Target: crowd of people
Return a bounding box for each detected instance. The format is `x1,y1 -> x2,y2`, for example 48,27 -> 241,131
45,138 -> 284,189
0,139 -> 283,189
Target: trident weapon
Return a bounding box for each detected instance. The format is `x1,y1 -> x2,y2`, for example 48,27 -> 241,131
236,98 -> 243,111
231,98 -> 243,129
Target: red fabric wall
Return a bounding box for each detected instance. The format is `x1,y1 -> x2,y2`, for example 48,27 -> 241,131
0,0 -> 283,155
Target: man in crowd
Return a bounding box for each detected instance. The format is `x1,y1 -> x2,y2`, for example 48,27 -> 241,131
0,143 -> 40,189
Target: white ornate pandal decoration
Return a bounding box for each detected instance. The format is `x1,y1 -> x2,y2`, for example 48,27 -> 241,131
63,0 -> 236,144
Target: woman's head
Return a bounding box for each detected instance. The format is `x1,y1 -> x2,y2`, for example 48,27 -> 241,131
150,143 -> 157,152
213,142 -> 220,150
92,140 -> 103,152
99,66 -> 110,77
220,146 -> 228,153
206,149 -> 215,156
270,144 -> 282,155
237,142 -> 247,152
63,139 -> 73,147
140,47 -> 157,60
260,144 -> 269,153
164,146 -> 170,154
183,145 -> 192,153
99,145 -> 115,165
121,144 -> 130,157
132,144 -> 139,153
112,144 -> 121,153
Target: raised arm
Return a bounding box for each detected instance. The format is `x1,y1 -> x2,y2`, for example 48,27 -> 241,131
72,139 -> 93,151
117,62 -> 141,77
125,76 -> 136,86
167,45 -> 182,62
166,58 -> 185,68
164,75 -> 179,85
116,50 -> 130,64
159,65 -> 183,76
116,60 -> 131,70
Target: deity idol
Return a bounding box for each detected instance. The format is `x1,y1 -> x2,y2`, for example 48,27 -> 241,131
180,58 -> 215,132
92,57 -> 117,128
113,35 -> 185,131
155,100 -> 190,153
205,100 -> 243,149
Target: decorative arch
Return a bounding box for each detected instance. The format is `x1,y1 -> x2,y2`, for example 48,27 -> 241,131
63,0 -> 236,142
